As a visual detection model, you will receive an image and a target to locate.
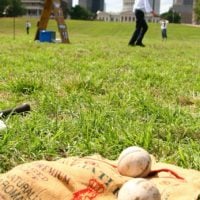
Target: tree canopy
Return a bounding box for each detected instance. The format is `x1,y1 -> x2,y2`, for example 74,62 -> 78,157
161,9 -> 181,23
69,5 -> 93,20
0,0 -> 25,17
194,0 -> 200,23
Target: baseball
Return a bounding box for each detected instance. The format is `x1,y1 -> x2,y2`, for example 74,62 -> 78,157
118,178 -> 161,200
117,146 -> 151,177
0,120 -> 7,131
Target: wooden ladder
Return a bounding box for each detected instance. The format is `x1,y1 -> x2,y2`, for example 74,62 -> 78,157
34,0 -> 70,43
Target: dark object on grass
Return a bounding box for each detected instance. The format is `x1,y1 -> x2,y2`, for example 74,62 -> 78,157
0,103 -> 31,118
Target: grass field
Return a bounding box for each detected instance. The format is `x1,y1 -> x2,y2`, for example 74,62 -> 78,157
0,17 -> 199,173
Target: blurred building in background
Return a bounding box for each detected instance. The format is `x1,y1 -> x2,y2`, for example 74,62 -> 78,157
79,0 -> 104,13
122,0 -> 161,14
172,0 -> 193,23
21,0 -> 194,24
97,0 -> 160,22
21,0 -> 72,17
21,0 -> 44,16
63,0 -> 73,9
149,0 -> 161,14
122,0 -> 134,12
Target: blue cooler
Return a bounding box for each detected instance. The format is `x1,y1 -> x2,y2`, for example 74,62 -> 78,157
39,30 -> 56,42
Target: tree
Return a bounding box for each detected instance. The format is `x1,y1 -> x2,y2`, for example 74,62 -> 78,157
193,0 -> 200,24
0,0 -> 9,17
160,9 -> 181,23
69,5 -> 93,20
0,0 -> 25,17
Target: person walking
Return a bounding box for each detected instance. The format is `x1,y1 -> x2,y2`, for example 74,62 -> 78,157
160,19 -> 169,40
129,0 -> 158,47
25,21 -> 31,35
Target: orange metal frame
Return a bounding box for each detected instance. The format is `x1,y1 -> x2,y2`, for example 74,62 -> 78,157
35,0 -> 70,43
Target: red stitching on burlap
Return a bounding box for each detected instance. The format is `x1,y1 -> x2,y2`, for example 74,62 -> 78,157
148,168 -> 185,180
72,179 -> 105,200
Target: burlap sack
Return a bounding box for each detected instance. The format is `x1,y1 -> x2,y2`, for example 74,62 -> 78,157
0,155 -> 199,200
149,161 -> 200,200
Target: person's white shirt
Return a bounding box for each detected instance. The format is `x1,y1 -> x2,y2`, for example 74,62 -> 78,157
26,21 -> 31,28
133,0 -> 153,13
160,20 -> 169,30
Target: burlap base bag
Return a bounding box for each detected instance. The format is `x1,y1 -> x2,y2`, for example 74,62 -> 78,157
0,155 -> 199,200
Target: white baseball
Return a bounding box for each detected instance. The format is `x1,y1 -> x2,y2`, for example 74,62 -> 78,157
118,178 -> 161,200
0,120 -> 7,131
118,146 -> 151,177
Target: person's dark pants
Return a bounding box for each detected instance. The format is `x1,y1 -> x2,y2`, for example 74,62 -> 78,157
129,9 -> 148,45
162,29 -> 167,39
26,28 -> 29,34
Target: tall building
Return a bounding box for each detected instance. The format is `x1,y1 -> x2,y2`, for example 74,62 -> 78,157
173,0 -> 193,23
174,0 -> 183,4
174,0 -> 192,4
149,0 -> 161,14
92,0 -> 104,12
79,0 -> 104,13
63,0 -> 73,9
79,0 -> 88,9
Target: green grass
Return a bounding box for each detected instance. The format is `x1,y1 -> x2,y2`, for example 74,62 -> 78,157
0,17 -> 200,173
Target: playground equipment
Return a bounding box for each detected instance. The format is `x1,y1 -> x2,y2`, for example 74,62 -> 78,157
34,0 -> 69,43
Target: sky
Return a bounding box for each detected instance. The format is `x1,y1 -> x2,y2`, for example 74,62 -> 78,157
73,0 -> 173,14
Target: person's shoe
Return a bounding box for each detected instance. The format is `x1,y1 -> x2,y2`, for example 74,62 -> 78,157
128,43 -> 135,46
136,43 -> 145,47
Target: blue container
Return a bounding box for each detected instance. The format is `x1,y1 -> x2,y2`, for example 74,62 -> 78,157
39,30 -> 56,43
